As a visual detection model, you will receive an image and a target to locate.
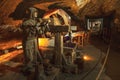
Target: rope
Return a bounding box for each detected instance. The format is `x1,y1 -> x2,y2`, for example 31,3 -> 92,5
96,43 -> 111,80
96,26 -> 112,80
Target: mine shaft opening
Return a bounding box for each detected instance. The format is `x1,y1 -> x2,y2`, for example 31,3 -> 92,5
85,11 -> 115,44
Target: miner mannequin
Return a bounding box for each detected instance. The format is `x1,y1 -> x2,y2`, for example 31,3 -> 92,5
21,7 -> 44,73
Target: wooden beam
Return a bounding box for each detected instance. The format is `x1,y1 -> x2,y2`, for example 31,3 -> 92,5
49,25 -> 69,33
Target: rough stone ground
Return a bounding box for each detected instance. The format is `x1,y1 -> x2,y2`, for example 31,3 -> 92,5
90,36 -> 120,80
0,41 -> 111,80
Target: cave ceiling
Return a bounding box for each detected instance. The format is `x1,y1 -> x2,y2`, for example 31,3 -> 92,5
0,0 -> 120,25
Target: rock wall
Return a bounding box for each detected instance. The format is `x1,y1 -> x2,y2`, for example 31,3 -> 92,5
0,0 -> 23,25
77,0 -> 120,25
0,0 -> 120,30
76,0 -> 120,50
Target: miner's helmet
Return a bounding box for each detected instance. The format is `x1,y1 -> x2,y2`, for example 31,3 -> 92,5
26,7 -> 38,18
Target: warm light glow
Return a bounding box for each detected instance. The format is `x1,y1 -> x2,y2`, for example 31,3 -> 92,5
0,38 -> 50,63
83,56 -> 87,60
70,32 -> 85,37
0,50 -> 22,64
0,40 -> 21,50
83,55 -> 92,61
38,38 -> 49,47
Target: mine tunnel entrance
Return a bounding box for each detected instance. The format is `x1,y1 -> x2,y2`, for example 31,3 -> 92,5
86,18 -> 103,36
85,12 -> 115,44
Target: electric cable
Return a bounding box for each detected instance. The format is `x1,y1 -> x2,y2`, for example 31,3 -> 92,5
96,44 -> 110,80
96,36 -> 112,80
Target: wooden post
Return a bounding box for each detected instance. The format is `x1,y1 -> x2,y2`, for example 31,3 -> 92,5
49,25 -> 69,67
54,33 -> 63,67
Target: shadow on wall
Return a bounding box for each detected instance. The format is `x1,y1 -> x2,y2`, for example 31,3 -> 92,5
9,0 -> 45,20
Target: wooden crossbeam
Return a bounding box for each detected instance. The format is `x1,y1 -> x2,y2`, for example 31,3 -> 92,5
50,25 -> 69,67
49,25 -> 69,33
